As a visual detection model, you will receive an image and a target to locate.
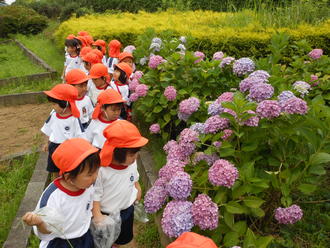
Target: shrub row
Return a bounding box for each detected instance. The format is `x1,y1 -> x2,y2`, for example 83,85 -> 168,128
54,10 -> 330,58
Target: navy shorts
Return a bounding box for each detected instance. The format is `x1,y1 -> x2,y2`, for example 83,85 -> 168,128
47,229 -> 94,247
47,142 -> 60,173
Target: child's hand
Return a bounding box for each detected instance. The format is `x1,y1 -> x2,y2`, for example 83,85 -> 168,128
42,143 -> 48,152
22,212 -> 43,226
92,214 -> 106,225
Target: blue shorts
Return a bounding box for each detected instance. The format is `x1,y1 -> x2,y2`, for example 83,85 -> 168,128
47,142 -> 60,173
47,229 -> 94,247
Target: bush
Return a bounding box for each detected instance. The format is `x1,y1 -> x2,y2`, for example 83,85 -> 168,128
29,1 -> 61,19
54,10 -> 330,58
0,5 -> 48,38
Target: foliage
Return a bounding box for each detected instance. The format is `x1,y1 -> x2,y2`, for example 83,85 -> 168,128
0,5 -> 48,38
54,10 -> 330,58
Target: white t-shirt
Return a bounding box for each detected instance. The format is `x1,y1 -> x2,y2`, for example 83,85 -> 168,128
106,57 -> 119,74
85,118 -> 118,149
94,161 -> 139,213
87,81 -> 110,106
41,111 -> 85,143
65,56 -> 81,75
33,178 -> 94,248
110,80 -> 130,105
76,95 -> 94,124
102,56 -> 107,66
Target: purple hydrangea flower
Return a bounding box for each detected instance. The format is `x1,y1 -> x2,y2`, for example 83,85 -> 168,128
179,128 -> 199,143
149,123 -> 161,134
208,159 -> 239,188
165,143 -> 188,162
148,55 -> 165,69
249,70 -> 270,80
282,97 -> 308,115
233,58 -> 255,76
144,186 -> 168,213
239,76 -> 268,93
159,163 -> 185,181
223,108 -> 237,118
220,57 -> 235,68
129,78 -> 140,91
161,200 -> 194,238
194,51 -> 205,63
123,45 -> 136,53
179,97 -> 200,115
129,93 -> 139,102
163,140 -> 177,154
133,70 -> 144,80
190,123 -> 205,134
208,101 -> 224,116
217,92 -> 234,103
178,142 -> 196,159
278,90 -> 295,106
178,112 -> 190,122
149,42 -> 161,52
275,204 -> 303,224
308,49 -> 323,60
140,56 -> 148,65
204,116 -> 230,134
164,86 -> 177,101
153,177 -> 169,188
166,171 -> 192,200
248,83 -> 274,102
222,129 -> 233,140
243,110 -> 259,127
256,100 -> 281,119
293,81 -> 311,96
192,194 -> 219,230
152,37 -> 162,45
213,141 -> 222,148
179,36 -> 186,43
213,51 -> 224,61
193,152 -> 219,166
177,44 -> 186,52
135,84 -> 148,97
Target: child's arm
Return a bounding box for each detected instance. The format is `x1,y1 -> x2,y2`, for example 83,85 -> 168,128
135,181 -> 142,202
22,212 -> 51,234
42,134 -> 50,152
92,201 -> 105,223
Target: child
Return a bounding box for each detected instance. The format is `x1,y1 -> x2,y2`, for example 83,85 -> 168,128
85,89 -> 124,149
92,39 -> 107,64
23,138 -> 100,248
93,120 -> 148,247
62,36 -> 80,78
82,51 -> 102,73
92,49 -> 105,66
65,69 -> 94,129
118,51 -> 136,79
78,47 -> 93,74
110,62 -> 132,120
88,63 -> 111,105
107,39 -> 121,76
41,84 -> 85,179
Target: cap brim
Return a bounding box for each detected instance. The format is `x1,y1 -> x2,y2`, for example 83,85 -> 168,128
125,137 -> 149,148
66,147 -> 99,172
67,76 -> 91,85
44,90 -> 59,99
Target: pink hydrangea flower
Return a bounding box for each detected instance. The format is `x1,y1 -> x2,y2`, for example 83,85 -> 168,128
192,194 -> 219,230
204,116 -> 230,134
164,86 -> 177,101
129,78 -> 140,91
149,123 -> 160,134
282,97 -> 308,115
220,57 -> 235,68
243,110 -> 259,127
208,159 -> 239,188
148,55 -> 165,69
233,58 -> 255,76
135,84 -> 148,97
222,129 -> 233,140
123,45 -> 136,53
217,92 -> 234,103
144,186 -> 168,213
133,70 -> 144,80
213,51 -> 224,60
179,97 -> 200,115
308,49 -> 323,59
213,141 -> 222,148
256,100 -> 281,119
194,51 -> 205,63
248,83 -> 274,102
275,204 -> 303,224
129,93 -> 139,102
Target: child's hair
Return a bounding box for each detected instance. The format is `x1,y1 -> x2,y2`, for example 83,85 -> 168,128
103,103 -> 122,110
65,39 -> 81,54
113,147 -> 141,163
47,96 -> 70,109
116,67 -> 128,84
65,151 -> 100,179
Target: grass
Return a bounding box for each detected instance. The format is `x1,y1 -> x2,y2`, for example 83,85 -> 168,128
0,152 -> 39,247
136,218 -> 162,248
0,78 -> 57,95
0,43 -> 45,79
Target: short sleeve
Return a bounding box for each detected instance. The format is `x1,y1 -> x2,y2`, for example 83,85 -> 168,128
93,169 -> 104,202
84,120 -> 95,143
40,113 -> 53,137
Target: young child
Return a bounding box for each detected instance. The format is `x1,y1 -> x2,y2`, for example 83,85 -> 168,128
92,39 -> 107,65
82,51 -> 102,73
85,89 -> 124,149
107,39 -> 121,76
92,49 -> 105,66
23,138 -> 100,248
62,36 -> 80,78
93,120 -> 148,247
41,84 -> 85,179
78,47 -> 93,74
110,62 -> 132,120
88,63 -> 111,105
65,69 -> 94,129
118,51 -> 136,80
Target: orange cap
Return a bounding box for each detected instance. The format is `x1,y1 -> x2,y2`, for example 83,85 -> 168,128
108,39 -> 121,58
166,232 -> 218,248
44,84 -> 80,118
115,62 -> 133,79
100,120 -> 148,166
85,35 -> 94,46
119,52 -> 133,62
52,138 -> 99,175
66,34 -> 75,40
76,36 -> 88,47
78,31 -> 89,36
80,47 -> 92,57
82,52 -> 102,65
92,89 -> 126,119
92,49 -> 103,61
65,69 -> 90,85
93,40 -> 106,54
89,63 -> 110,82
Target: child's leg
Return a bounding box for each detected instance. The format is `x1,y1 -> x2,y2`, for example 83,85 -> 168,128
47,142 -> 60,178
114,205 -> 134,246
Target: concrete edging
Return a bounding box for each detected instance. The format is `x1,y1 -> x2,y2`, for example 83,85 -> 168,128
137,148 -> 173,247
0,91 -> 46,107
3,152 -> 49,248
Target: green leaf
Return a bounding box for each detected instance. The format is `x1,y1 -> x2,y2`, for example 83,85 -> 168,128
232,185 -> 250,199
250,207 -> 265,217
244,228 -> 256,248
223,231 -> 239,247
243,196 -> 265,208
298,184 -> 317,195
225,201 -> 246,214
214,190 -> 227,204
161,132 -> 168,140
224,210 -> 234,229
309,152 -> 330,166
255,236 -> 273,248
153,105 -> 162,113
164,113 -> 171,123
242,141 -> 258,152
178,89 -> 187,95
309,164 -> 326,175
233,221 -> 247,235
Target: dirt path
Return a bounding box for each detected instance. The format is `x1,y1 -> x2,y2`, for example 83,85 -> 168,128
0,103 -> 52,159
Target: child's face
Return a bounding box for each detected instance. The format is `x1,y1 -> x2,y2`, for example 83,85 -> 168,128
122,58 -> 133,68
52,103 -> 65,114
73,81 -> 88,98
93,45 -> 102,52
113,69 -> 121,81
103,104 -> 121,121
71,166 -> 99,189
67,46 -> 76,55
122,151 -> 139,166
92,77 -> 106,87
83,61 -> 91,71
